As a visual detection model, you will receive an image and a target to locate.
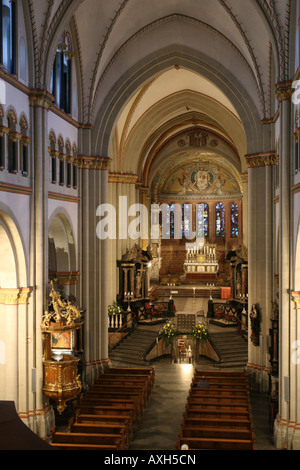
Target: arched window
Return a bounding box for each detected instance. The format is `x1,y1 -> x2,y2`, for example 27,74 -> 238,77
1,0 -> 16,75
216,203 -> 225,238
20,115 -> 30,176
182,204 -> 192,239
51,36 -> 73,114
196,203 -> 209,239
231,202 -> 239,238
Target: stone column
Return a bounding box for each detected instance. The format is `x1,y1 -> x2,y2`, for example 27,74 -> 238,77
273,83 -> 293,449
241,173 -> 248,248
290,292 -> 300,448
100,160 -> 110,368
29,92 -> 53,437
246,152 -> 277,391
79,154 -> 112,381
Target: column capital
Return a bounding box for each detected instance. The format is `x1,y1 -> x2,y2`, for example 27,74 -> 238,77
291,291 -> 300,309
29,90 -> 53,110
275,81 -> 294,102
108,172 -> 138,184
75,155 -> 112,170
240,172 -> 248,183
245,151 -> 278,168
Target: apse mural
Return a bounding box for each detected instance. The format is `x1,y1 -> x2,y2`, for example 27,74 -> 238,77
159,161 -> 240,198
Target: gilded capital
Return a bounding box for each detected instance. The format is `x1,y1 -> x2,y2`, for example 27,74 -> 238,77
76,155 -> 112,170
108,173 -> 139,184
245,152 -> 278,168
275,82 -> 294,102
291,292 -> 300,310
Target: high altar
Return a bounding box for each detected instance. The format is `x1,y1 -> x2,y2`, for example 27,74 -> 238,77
184,239 -> 218,282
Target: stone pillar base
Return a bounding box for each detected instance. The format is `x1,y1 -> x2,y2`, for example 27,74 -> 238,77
246,364 -> 270,393
274,416 -> 291,449
274,416 -> 300,450
22,405 -> 55,440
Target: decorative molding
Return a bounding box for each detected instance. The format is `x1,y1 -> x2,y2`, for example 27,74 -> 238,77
245,151 -> 277,168
48,192 -> 79,203
0,182 -> 32,196
75,155 -> 111,170
108,173 -> 139,184
292,183 -> 300,195
0,287 -> 33,305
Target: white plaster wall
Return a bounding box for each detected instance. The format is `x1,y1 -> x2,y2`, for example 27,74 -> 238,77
0,192 -> 31,274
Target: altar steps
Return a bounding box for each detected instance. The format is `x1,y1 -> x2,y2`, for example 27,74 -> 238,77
209,332 -> 248,368
109,328 -> 159,366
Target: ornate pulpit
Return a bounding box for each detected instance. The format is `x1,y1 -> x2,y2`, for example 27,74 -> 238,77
41,282 -> 84,414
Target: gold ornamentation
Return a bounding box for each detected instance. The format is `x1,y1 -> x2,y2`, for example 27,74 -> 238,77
75,155 -> 112,170
275,82 -> 294,102
245,152 -> 278,168
41,281 -> 82,329
0,287 -> 32,305
291,292 -> 300,310
108,173 -> 139,184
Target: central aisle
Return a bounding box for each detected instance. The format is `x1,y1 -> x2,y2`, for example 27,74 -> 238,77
128,359 -> 196,450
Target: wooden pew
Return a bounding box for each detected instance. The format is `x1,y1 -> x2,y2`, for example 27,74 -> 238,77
74,413 -> 133,438
194,370 -> 247,378
176,436 -> 255,450
87,384 -> 148,406
105,367 -> 155,388
69,419 -> 129,449
177,370 -> 256,450
50,426 -> 123,450
79,397 -> 141,424
189,388 -> 250,398
187,397 -> 250,407
59,367 -> 155,451
182,416 -> 253,430
185,406 -> 251,420
93,377 -> 153,398
179,426 -> 254,441
81,393 -> 145,418
74,404 -> 136,431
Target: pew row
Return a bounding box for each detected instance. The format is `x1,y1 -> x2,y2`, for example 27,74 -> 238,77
50,367 -> 155,450
176,369 -> 256,451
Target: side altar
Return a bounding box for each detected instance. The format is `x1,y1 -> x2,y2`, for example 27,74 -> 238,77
184,240 -> 218,283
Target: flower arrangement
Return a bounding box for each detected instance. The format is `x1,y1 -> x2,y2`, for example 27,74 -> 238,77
159,320 -> 178,340
108,301 -> 122,316
191,323 -> 209,341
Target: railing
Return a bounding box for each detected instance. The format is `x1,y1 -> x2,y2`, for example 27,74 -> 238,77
108,312 -> 137,352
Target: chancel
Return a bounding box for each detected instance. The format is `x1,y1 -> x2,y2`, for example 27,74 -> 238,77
0,0 -> 299,452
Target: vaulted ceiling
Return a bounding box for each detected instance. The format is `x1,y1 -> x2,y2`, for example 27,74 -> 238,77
27,0 -> 290,189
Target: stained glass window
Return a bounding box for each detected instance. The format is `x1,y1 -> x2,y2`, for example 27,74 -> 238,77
216,203 -> 225,237
231,202 -> 239,238
196,203 -> 209,239
164,204 -> 175,238
182,204 -> 192,238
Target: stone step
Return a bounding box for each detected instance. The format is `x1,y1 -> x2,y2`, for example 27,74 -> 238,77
109,327 -> 158,366
210,331 -> 248,368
